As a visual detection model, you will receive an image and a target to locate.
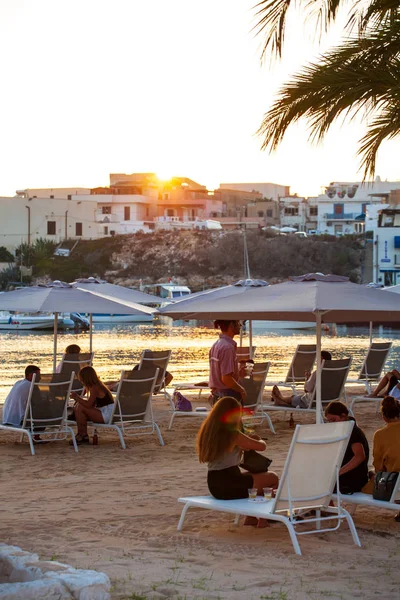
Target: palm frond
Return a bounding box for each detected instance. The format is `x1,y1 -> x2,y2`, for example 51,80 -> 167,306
257,21 -> 400,178
359,102 -> 400,178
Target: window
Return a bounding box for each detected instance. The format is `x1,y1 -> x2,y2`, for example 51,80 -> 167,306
334,203 -> 344,215
50,195 -> 54,199
166,209 -> 174,217
104,226 -> 109,235
354,222 -> 364,234
47,221 -> 56,235
102,206 -> 112,214
361,203 -> 368,214
124,206 -> 130,221
67,194 -> 72,200
266,209 -> 273,218
284,207 -> 298,216
75,222 -> 82,236
257,211 -> 264,217
309,206 -> 318,216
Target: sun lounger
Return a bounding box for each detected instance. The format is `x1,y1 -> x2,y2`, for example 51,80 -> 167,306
168,363 -> 271,431
236,346 -> 257,361
346,342 -> 391,395
59,352 -> 94,392
138,349 -> 172,402
267,344 -> 317,392
333,474 -> 400,515
261,358 -> 352,423
177,421 -> 360,555
87,368 -> 164,449
0,372 -> 77,455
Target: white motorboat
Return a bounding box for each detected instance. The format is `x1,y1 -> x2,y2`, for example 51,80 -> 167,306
0,312 -> 75,331
142,283 -> 191,307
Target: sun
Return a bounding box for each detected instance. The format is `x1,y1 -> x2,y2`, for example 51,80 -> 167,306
156,171 -> 175,182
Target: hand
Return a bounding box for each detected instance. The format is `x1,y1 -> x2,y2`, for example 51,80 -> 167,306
70,391 -> 79,401
304,371 -> 311,380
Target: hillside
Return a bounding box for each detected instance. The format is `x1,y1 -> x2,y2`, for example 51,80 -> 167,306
43,229 -> 366,290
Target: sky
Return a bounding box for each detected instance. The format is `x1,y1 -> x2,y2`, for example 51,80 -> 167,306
0,0 -> 398,197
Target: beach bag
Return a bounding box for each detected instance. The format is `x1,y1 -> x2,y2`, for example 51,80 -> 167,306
373,471 -> 399,502
173,391 -> 192,412
240,450 -> 272,474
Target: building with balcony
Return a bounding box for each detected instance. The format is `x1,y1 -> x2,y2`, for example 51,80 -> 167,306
371,207 -> 400,286
279,196 -> 307,231
316,179 -> 400,236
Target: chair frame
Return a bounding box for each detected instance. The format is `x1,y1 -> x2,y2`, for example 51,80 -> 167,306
138,349 -> 172,403
261,358 -> 352,424
0,372 -> 77,455
267,344 -> 317,392
346,342 -> 392,395
333,473 -> 400,514
177,422 -> 360,555
87,368 -> 164,449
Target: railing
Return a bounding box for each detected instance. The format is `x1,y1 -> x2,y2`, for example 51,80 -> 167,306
325,213 -> 355,220
95,210 -> 119,223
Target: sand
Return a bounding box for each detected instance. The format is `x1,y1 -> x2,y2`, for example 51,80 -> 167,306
0,389 -> 399,600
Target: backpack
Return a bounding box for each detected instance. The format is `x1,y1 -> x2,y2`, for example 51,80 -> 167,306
173,391 -> 193,412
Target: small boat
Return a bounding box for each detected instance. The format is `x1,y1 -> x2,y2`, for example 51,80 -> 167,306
142,283 -> 191,307
0,311 -> 56,330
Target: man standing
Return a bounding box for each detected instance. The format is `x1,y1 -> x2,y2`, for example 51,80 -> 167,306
2,365 -> 41,428
209,320 -> 246,403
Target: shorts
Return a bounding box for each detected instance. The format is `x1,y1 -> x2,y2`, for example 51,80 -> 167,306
292,394 -> 309,409
99,403 -> 114,424
207,466 -> 254,500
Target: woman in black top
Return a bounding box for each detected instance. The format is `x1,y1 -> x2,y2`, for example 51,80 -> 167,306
325,401 -> 369,494
70,366 -> 114,445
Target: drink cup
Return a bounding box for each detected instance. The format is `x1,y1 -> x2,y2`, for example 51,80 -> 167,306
248,488 -> 257,500
263,487 -> 273,500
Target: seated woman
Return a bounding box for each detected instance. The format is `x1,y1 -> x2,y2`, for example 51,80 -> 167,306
325,401 -> 369,494
272,351 -> 332,409
362,396 -> 400,521
197,396 -> 279,528
70,366 -> 114,445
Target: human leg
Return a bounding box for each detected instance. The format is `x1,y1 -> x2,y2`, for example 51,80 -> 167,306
252,471 -> 279,494
271,385 -> 292,406
74,404 -> 104,438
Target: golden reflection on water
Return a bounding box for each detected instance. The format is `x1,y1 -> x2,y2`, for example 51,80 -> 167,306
0,321 -> 399,400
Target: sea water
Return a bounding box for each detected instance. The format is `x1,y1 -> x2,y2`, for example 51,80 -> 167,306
1,320 -> 400,400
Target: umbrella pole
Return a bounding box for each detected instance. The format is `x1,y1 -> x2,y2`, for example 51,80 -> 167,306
249,320 -> 253,358
316,312 -> 322,424
53,312 -> 58,372
89,314 -> 93,354
369,321 -> 373,345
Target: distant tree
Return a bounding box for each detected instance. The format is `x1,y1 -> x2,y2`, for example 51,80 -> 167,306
0,246 -> 14,262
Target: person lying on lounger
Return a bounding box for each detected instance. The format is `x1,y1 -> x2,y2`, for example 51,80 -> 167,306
197,395 -> 278,528
368,369 -> 400,399
362,396 -> 400,521
271,351 -> 332,408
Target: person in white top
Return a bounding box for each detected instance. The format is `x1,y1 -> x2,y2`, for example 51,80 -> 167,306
2,365 -> 41,434
271,351 -> 332,409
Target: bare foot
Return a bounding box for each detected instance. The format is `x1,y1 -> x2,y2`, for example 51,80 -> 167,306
243,516 -> 258,527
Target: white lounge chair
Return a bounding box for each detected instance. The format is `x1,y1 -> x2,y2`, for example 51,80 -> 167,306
87,368 -> 164,449
333,475 -> 400,515
267,344 -> 317,392
59,351 -> 94,392
177,421 -> 361,555
346,342 -> 392,395
0,372 -> 77,455
138,349 -> 172,403
261,358 -> 352,424
168,363 -> 271,431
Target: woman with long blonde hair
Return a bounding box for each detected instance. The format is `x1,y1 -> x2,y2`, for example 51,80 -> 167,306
70,366 -> 114,444
197,396 -> 278,527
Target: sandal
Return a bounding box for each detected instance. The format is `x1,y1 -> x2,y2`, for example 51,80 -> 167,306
70,434 -> 90,446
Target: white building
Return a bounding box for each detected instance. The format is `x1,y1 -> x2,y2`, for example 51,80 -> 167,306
317,179 -> 400,236
279,196 -> 307,231
371,207 -> 400,286
219,182 -> 290,202
0,194 -> 98,252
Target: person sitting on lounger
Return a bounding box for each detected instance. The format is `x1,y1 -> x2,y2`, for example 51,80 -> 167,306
271,351 -> 332,409
197,395 -> 278,528
362,396 -> 400,521
55,344 -> 82,373
2,365 -> 44,441
70,366 -> 114,445
368,369 -> 400,398
325,401 -> 369,494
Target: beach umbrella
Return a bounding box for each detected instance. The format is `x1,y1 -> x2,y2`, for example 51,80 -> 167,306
72,277 -> 162,304
160,273 -> 400,423
0,282 -> 155,370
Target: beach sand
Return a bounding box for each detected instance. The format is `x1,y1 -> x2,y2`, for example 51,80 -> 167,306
1,390 -> 399,600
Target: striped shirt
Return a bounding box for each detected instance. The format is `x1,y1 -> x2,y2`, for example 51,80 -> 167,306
209,334 -> 238,390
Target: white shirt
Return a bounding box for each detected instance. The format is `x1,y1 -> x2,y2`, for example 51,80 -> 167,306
2,379 -> 32,427
389,383 -> 400,400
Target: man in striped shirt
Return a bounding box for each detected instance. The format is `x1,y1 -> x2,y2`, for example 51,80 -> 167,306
209,320 -> 247,403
